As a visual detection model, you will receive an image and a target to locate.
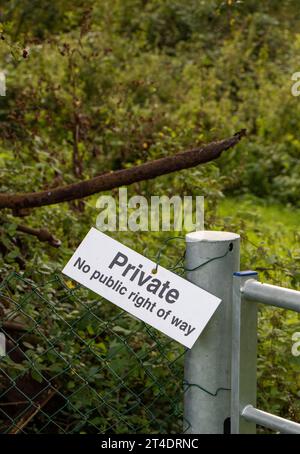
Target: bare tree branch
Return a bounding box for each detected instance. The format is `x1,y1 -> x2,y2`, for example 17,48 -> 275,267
17,225 -> 61,247
0,130 -> 246,210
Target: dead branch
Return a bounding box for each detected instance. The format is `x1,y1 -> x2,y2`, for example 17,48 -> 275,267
3,320 -> 27,332
17,225 -> 61,247
9,388 -> 58,434
0,130 -> 246,210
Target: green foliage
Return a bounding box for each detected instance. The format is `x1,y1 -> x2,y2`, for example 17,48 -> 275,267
1,0 -> 300,202
0,0 -> 299,433
217,196 -> 300,425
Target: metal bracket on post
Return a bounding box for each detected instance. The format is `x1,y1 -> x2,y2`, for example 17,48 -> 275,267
231,271 -> 258,434
184,231 -> 240,434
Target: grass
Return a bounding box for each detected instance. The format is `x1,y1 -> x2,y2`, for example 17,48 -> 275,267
218,195 -> 300,248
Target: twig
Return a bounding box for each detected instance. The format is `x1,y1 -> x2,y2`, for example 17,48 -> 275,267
16,225 -> 61,247
3,320 -> 28,331
9,388 -> 57,434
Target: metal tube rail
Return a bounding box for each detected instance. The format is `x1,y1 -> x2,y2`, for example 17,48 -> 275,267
231,272 -> 300,434
242,279 -> 300,312
241,405 -> 300,434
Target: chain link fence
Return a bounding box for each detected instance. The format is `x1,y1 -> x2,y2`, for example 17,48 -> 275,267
0,272 -> 187,434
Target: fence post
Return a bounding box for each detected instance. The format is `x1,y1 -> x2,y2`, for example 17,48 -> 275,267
231,272 -> 258,434
184,231 -> 240,434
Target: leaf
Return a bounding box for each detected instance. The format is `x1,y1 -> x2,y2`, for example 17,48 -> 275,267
31,369 -> 43,383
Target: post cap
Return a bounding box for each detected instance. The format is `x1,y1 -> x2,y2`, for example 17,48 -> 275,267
186,231 -> 240,243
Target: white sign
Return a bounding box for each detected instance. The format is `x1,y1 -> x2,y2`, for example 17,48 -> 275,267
62,228 -> 221,348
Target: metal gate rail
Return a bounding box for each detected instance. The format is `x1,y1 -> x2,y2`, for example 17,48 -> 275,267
232,271 -> 300,434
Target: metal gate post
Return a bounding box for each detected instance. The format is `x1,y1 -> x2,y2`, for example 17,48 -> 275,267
231,272 -> 258,434
184,231 -> 240,434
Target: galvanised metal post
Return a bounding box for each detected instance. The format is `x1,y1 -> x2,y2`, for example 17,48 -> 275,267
231,271 -> 258,434
184,231 -> 240,434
